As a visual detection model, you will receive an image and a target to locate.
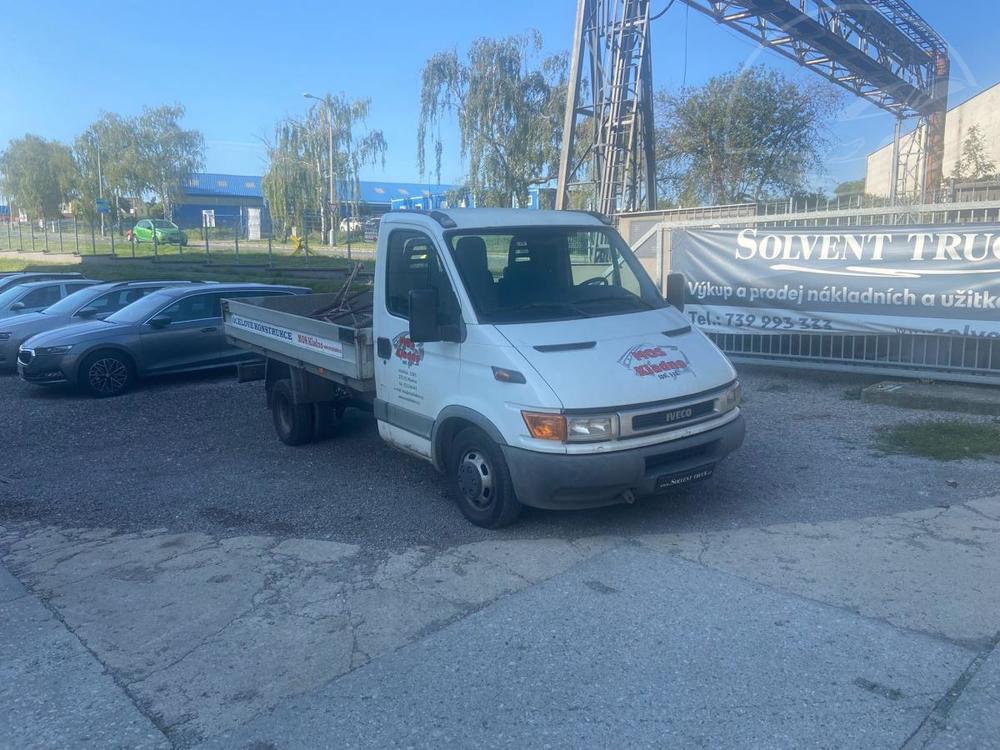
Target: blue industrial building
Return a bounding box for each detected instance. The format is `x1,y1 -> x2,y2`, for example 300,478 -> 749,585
172,173 -> 462,234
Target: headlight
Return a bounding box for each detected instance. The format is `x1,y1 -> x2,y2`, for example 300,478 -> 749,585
566,415 -> 618,442
35,345 -> 73,355
715,382 -> 742,413
522,411 -> 619,443
0,332 -> 11,341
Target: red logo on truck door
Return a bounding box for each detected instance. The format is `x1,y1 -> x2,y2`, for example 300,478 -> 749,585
393,333 -> 424,367
618,344 -> 691,379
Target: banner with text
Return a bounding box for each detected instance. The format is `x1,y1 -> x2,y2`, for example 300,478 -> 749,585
670,226 -> 1000,338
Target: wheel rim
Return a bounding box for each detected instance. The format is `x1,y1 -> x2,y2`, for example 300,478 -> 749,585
457,449 -> 494,511
88,357 -> 128,394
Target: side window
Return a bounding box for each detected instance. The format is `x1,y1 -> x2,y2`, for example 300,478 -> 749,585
79,288 -> 148,316
64,283 -> 93,295
385,230 -> 459,322
20,285 -> 62,308
157,293 -> 221,323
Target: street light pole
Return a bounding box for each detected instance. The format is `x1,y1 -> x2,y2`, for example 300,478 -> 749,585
304,93 -> 335,247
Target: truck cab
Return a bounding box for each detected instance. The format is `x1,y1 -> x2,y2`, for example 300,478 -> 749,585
225,208 -> 744,528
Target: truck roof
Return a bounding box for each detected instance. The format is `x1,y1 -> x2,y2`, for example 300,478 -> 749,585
382,208 -> 609,231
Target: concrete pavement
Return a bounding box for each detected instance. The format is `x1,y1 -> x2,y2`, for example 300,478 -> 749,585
1,497 -> 998,748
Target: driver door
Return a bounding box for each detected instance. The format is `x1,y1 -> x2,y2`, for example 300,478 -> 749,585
139,292 -> 224,374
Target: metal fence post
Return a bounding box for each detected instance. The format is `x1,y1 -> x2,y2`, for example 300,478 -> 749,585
58,218 -> 64,253
152,228 -> 158,259
131,234 -> 136,258
234,222 -> 240,262
267,233 -> 273,266
30,221 -> 36,251
203,217 -> 209,257
90,221 -> 97,254
17,221 -> 23,251
42,219 -> 49,253
110,224 -> 116,256
74,217 -> 80,254
5,213 -> 10,250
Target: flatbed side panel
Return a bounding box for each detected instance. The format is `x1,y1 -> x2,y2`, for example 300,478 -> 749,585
223,295 -> 375,381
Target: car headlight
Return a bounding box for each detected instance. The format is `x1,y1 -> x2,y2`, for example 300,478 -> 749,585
715,382 -> 742,413
522,411 -> 619,443
566,415 -> 618,442
0,332 -> 11,341
34,345 -> 73,355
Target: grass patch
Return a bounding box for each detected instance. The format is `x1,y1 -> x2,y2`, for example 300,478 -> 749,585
875,420 -> 1000,461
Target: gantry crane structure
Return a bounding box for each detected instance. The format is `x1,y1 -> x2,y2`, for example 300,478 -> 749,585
556,0 -> 949,214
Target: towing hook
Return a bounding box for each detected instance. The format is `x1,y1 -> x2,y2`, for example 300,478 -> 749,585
620,489 -> 637,505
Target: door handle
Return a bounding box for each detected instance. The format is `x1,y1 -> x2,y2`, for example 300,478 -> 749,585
376,337 -> 391,359
201,326 -> 217,333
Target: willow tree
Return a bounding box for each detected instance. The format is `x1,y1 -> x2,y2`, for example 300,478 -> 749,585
417,32 -> 567,207
264,95 -> 386,243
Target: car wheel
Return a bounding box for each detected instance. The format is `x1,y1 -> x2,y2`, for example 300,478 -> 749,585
80,350 -> 134,398
271,379 -> 314,446
451,427 -> 521,528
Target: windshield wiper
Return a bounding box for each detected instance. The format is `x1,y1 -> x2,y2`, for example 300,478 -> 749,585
574,294 -> 653,309
501,302 -> 592,319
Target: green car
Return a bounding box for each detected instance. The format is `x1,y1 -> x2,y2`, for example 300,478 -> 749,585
130,219 -> 188,246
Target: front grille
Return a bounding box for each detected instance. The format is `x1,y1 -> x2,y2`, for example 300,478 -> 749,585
17,350 -> 33,365
631,399 -> 714,432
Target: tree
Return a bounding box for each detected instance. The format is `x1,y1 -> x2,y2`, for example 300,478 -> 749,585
953,125 -> 997,182
417,32 -> 567,207
135,105 -> 204,220
0,135 -> 78,219
262,94 -> 386,242
655,66 -> 842,205
834,179 -> 866,197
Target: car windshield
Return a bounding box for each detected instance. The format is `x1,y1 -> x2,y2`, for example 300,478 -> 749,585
105,290 -> 174,324
152,220 -> 176,229
446,226 -> 664,324
41,285 -> 107,315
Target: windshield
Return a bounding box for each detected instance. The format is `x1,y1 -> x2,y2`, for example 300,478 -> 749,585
446,226 -> 664,324
152,220 -> 176,229
42,285 -> 107,315
105,290 -> 173,324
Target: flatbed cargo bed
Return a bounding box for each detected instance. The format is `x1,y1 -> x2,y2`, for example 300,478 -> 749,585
222,292 -> 376,393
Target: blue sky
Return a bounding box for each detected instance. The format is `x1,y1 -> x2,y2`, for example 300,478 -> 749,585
2,0 -> 998,192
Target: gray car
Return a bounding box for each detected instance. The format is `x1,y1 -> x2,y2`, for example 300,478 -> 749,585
18,283 -> 309,396
0,272 -> 86,293
0,280 -> 200,371
0,278 -> 99,320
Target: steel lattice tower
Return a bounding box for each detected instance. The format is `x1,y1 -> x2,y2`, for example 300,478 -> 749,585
556,0 -> 657,215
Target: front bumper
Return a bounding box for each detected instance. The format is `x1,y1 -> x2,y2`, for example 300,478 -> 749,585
17,349 -> 78,385
502,412 -> 745,510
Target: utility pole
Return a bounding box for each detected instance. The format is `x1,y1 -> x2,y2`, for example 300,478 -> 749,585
96,135 -> 104,237
304,93 -> 336,246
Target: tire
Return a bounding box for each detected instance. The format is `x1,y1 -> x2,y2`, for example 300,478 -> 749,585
79,350 -> 134,398
450,427 -> 521,528
271,379 -> 314,446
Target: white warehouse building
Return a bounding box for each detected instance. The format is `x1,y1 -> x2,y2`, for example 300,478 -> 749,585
865,80 -> 1000,198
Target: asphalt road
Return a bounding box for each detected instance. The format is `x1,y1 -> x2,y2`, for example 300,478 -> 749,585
3,366 -> 999,550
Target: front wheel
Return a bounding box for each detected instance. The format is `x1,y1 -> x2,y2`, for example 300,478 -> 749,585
451,427 -> 521,528
79,350 -> 134,397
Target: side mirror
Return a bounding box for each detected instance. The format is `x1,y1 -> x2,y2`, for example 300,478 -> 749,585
408,289 -> 440,343
76,307 -> 98,319
665,272 -> 686,314
148,315 -> 172,329
10,302 -> 25,311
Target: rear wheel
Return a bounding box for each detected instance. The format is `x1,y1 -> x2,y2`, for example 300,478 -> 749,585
271,379 -> 314,446
451,427 -> 521,528
79,350 -> 134,398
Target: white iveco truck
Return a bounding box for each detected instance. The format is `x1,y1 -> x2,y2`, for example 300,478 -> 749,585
223,209 -> 744,527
